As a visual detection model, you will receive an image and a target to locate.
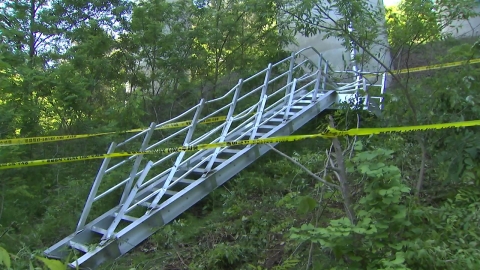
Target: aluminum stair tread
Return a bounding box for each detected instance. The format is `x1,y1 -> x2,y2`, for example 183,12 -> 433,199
69,241 -> 89,253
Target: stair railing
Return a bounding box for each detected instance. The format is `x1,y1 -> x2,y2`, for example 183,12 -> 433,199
73,47 -> 333,235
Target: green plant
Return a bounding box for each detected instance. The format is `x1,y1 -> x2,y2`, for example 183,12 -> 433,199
0,245 -> 67,270
288,141 -> 480,269
289,143 -> 411,269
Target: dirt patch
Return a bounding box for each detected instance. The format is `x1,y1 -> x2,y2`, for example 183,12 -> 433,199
264,240 -> 286,269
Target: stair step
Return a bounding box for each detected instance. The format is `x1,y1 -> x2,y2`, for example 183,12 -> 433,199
192,167 -> 206,174
290,106 -> 306,111
218,148 -> 242,158
164,190 -> 177,196
172,177 -> 195,185
113,212 -> 138,223
138,201 -> 151,207
268,118 -> 284,122
253,132 -> 267,137
133,187 -> 181,208
278,111 -> 296,116
213,158 -> 228,163
223,148 -> 240,153
69,241 -> 89,253
133,190 -> 177,208
296,99 -> 313,104
221,148 -> 241,154
90,226 -> 108,235
258,124 -> 277,130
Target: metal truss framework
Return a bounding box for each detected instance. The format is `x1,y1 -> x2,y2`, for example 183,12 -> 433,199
44,46 -> 386,269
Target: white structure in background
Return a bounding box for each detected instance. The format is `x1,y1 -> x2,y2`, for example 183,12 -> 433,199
285,0 -> 392,74
441,1 -> 480,37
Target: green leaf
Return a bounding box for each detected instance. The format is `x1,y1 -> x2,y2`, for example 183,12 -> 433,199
393,208 -> 407,220
297,196 -> 317,215
290,233 -> 301,239
36,256 -> 65,270
464,157 -> 474,167
354,141 -> 363,150
465,147 -> 477,158
391,252 -> 406,265
388,242 -> 404,250
365,226 -> 378,235
352,227 -> 367,234
357,210 -> 369,217
300,223 -> 315,231
0,246 -> 11,269
350,255 -> 363,261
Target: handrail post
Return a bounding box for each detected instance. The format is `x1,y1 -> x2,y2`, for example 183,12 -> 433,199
103,161 -> 154,241
322,62 -> 328,91
76,142 -> 117,231
250,63 -> 272,140
283,78 -> 297,121
286,52 -> 296,85
355,73 -> 362,107
119,122 -> 156,205
312,54 -> 324,102
380,72 -> 387,110
147,99 -> 205,213
203,80 -> 243,175
283,52 -> 301,108
363,77 -> 369,110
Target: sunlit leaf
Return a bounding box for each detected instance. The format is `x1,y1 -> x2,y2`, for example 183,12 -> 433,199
36,256 -> 65,270
0,246 -> 11,269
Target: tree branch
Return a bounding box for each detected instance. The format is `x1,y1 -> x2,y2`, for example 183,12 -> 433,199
267,145 -> 339,189
328,115 -> 356,224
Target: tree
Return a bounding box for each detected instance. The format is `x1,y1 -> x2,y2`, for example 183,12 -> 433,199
121,0 -> 294,121
279,0 -> 480,195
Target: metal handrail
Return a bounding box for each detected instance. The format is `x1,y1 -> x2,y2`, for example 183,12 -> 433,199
78,46 -> 340,232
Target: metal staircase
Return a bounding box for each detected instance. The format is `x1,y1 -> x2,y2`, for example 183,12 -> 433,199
44,47 -> 386,269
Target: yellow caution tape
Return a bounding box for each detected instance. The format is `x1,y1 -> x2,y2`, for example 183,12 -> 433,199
364,58 -> 480,78
0,133 -> 334,170
1,119 -> 480,170
0,114 -> 253,146
326,120 -> 480,136
395,58 -> 480,74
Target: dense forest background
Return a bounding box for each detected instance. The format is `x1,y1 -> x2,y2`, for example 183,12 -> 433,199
1,0 -> 480,269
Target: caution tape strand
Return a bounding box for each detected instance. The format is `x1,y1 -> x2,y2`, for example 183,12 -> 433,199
395,58 -> 480,74
0,114 -> 251,146
2,119 -> 479,170
364,58 -> 480,79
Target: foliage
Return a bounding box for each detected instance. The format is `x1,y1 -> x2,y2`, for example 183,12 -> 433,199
0,245 -> 66,270
385,0 -> 479,49
289,142 -> 480,269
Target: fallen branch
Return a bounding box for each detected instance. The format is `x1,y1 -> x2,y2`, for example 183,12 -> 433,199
267,145 -> 339,189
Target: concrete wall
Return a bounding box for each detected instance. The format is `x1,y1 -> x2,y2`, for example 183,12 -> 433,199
285,0 -> 392,73
442,4 -> 480,38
